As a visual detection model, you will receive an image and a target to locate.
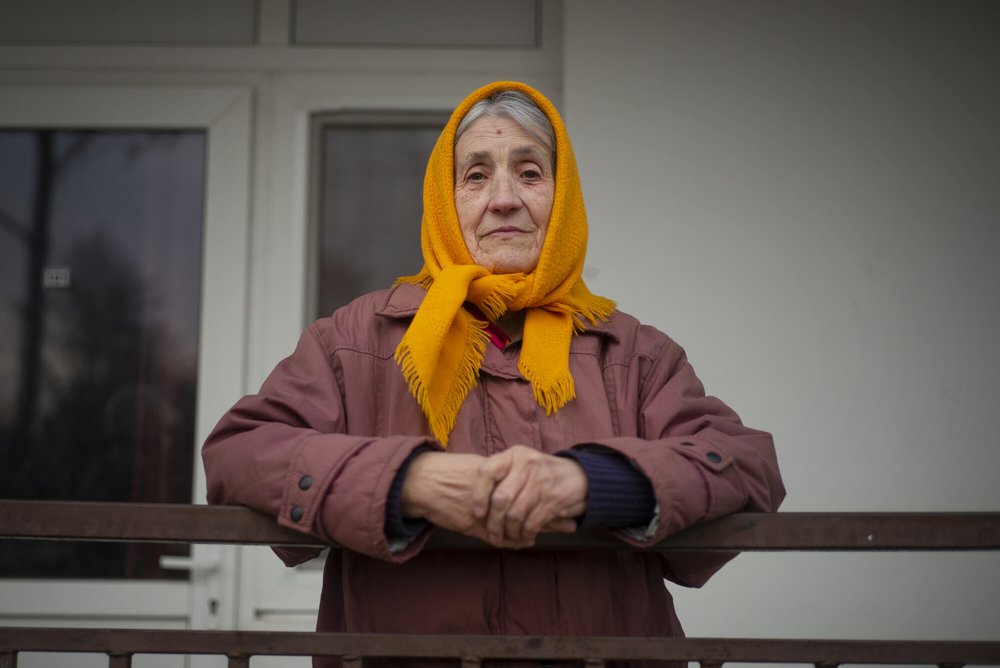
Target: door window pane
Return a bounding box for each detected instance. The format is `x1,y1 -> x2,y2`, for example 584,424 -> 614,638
314,114 -> 445,317
0,130 -> 205,579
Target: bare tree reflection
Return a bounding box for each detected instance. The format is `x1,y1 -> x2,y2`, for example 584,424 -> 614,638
0,131 -> 199,579
10,132 -> 55,462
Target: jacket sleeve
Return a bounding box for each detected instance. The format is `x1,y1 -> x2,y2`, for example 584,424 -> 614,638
577,330 -> 785,587
202,323 -> 438,565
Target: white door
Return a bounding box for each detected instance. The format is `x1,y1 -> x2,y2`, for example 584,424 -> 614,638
0,82 -> 251,668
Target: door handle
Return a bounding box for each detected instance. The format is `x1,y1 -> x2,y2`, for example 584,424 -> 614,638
159,553 -> 222,574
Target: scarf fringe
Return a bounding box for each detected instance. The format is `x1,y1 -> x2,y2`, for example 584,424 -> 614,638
572,295 -> 617,332
396,272 -> 434,290
394,314 -> 489,446
478,281 -> 517,321
520,364 -> 576,415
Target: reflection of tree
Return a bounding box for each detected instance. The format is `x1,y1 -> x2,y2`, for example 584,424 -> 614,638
4,131 -> 187,459
40,232 -> 152,500
5,132 -> 107,461
0,131 -> 198,579
9,132 -> 55,460
2,230 -> 196,578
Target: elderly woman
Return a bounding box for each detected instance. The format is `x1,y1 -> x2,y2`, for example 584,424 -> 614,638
203,81 -> 784,667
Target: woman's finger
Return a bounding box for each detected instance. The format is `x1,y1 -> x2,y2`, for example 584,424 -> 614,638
485,452 -> 533,541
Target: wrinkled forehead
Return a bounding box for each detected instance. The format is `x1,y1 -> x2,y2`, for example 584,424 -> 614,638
454,88 -> 556,155
453,114 -> 555,173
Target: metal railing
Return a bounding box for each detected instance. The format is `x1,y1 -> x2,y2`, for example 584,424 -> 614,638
2,500 -> 999,667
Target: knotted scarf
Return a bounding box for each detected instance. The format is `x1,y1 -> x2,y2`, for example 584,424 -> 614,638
396,81 -> 615,445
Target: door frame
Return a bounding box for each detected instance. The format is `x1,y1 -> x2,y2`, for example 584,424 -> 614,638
0,81 -> 252,636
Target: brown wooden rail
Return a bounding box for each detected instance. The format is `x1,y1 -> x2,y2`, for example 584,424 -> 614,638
2,500 -> 1000,550
2,500 -> 999,667
0,628 -> 998,666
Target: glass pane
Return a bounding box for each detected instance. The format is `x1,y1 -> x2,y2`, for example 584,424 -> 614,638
0,130 -> 205,579
316,120 -> 444,316
0,0 -> 257,45
294,0 -> 538,48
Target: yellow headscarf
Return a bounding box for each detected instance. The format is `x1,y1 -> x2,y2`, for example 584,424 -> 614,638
396,81 -> 615,445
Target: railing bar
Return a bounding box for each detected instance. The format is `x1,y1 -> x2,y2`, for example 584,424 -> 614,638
227,656 -> 250,668
1,500 -> 998,551
0,651 -> 16,668
0,630 -> 997,663
107,654 -> 132,668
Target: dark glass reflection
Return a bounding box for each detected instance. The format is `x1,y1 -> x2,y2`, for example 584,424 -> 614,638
317,123 -> 442,316
0,130 -> 205,579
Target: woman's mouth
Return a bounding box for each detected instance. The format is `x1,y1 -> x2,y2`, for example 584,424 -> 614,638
483,226 -> 529,239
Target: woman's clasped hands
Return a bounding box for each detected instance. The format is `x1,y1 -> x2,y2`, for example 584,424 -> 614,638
399,445 -> 588,548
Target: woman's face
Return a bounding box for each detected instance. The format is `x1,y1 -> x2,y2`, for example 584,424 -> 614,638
454,115 -> 555,274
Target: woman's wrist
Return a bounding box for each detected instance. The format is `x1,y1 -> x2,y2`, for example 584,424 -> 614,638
399,450 -> 439,518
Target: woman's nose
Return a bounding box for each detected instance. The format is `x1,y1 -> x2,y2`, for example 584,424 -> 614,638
488,173 -> 522,214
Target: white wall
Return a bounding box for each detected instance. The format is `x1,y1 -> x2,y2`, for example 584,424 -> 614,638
566,0 -> 1000,643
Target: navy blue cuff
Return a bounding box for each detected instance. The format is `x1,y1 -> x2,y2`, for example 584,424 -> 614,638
385,446 -> 433,540
557,449 -> 656,529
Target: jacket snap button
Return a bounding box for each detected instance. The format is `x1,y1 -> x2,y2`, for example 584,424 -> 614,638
299,475 -> 313,491
290,506 -> 304,522
706,452 -> 722,463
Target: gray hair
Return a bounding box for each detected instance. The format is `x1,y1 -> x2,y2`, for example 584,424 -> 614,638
455,90 -> 556,167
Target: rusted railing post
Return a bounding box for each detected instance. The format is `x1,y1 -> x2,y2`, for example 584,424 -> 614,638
227,654 -> 250,668
0,651 -> 16,668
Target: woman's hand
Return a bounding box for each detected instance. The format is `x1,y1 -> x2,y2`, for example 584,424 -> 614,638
400,451 -> 514,545
400,447 -> 588,548
476,445 -> 588,547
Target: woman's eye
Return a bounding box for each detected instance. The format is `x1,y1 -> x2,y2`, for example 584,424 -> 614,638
521,169 -> 541,180
467,172 -> 486,182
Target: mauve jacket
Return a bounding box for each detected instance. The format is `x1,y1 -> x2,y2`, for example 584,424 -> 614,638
203,283 -> 785,667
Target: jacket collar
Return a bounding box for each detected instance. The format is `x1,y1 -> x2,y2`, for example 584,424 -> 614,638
375,283 -> 620,342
